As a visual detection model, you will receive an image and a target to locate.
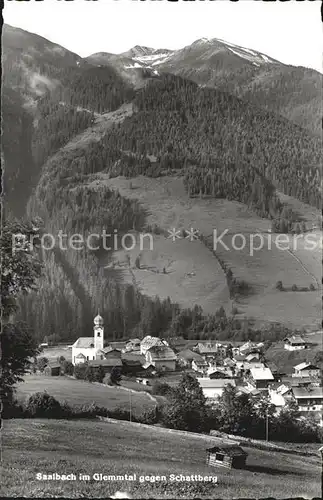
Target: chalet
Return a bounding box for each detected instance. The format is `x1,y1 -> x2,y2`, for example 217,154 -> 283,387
209,369 -> 231,380
292,385 -> 323,415
196,343 -> 219,360
192,359 -> 209,374
145,345 -> 176,371
247,366 -> 274,390
284,336 -> 306,351
124,338 -> 141,352
198,378 -> 236,400
239,341 -> 263,354
206,444 -> 248,469
177,349 -> 205,368
140,336 -> 169,356
292,362 -> 320,379
44,364 -> 61,376
246,352 -> 261,363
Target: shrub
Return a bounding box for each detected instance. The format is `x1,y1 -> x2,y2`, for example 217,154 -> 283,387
62,360 -> 74,376
291,284 -> 298,291
110,366 -> 122,385
37,357 -> 48,372
74,363 -> 87,380
275,280 -> 283,291
26,392 -> 62,418
57,356 -> 66,365
151,381 -> 173,397
84,365 -> 96,382
95,365 -> 105,383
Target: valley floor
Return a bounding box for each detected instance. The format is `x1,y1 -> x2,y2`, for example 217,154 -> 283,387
2,418 -> 321,499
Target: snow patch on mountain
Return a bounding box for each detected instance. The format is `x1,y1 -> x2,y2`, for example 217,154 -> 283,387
124,62 -> 143,69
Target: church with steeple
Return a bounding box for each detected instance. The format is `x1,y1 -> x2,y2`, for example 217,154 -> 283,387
71,313 -> 105,365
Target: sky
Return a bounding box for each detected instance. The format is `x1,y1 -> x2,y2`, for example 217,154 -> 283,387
3,0 -> 322,72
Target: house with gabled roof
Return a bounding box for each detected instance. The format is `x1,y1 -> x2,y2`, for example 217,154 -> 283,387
177,349 -> 204,368
198,378 -> 236,400
145,344 -> 176,371
140,336 -> 169,356
247,366 -> 274,390
293,362 -> 320,379
196,342 -> 219,359
284,335 -> 306,351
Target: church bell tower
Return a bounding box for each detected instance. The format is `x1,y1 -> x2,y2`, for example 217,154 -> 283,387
94,312 -> 104,351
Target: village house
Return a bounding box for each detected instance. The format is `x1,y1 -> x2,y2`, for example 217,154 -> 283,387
124,338 -> 141,352
192,358 -> 209,375
292,385 -> 323,425
239,341 -> 264,355
247,366 -> 274,390
177,349 -> 205,368
145,344 -> 176,372
292,362 -> 320,379
196,342 -> 219,360
140,336 -> 169,356
284,335 -> 307,351
198,378 -> 236,401
72,313 -> 105,365
209,369 -> 232,380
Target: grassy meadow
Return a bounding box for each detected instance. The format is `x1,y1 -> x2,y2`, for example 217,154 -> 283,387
16,375 -> 155,417
2,418 -> 321,498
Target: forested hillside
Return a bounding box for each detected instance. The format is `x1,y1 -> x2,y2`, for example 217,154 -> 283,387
3,26 -> 321,343
2,88 -> 35,216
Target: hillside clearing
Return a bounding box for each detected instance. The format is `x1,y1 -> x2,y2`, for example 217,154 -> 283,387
89,175 -> 321,329
2,418 -> 320,498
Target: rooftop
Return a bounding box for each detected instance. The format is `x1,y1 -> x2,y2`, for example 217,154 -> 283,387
147,345 -> 176,360
177,349 -> 204,362
88,358 -> 123,367
207,445 -> 247,457
294,362 -> 319,371
198,378 -> 236,389
197,343 -> 219,354
73,337 -> 95,349
293,386 -> 323,399
250,367 -> 274,381
284,335 -> 306,345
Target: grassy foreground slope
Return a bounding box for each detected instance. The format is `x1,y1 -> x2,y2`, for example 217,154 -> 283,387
2,419 -> 321,499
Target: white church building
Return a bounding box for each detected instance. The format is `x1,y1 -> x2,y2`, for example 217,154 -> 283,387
72,313 -> 105,365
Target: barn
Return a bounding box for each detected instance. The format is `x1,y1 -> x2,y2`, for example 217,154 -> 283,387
206,444 -> 248,469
